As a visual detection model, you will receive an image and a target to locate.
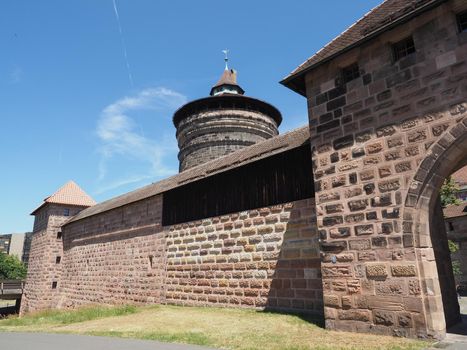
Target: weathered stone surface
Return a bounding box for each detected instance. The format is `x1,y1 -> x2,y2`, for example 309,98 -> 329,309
324,295 -> 340,308
366,264 -> 388,278
338,309 -> 371,322
355,224 -> 374,236
348,199 -> 368,212
374,310 -> 395,326
378,180 -> 400,193
349,239 -> 371,250
391,265 -> 416,277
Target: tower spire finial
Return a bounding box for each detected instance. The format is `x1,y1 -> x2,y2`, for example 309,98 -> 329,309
222,49 -> 229,70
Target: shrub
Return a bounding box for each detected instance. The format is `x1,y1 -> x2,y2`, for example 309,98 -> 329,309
0,252 -> 27,279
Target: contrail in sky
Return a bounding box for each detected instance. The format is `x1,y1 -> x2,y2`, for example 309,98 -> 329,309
112,0 -> 134,87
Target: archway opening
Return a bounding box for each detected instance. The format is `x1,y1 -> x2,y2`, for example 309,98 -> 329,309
407,123 -> 467,338
440,165 -> 467,331
431,162 -> 467,329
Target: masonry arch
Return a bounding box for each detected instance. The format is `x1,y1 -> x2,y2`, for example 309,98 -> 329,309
405,119 -> 467,337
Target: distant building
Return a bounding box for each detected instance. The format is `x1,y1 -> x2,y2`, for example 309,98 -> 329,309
0,234 -> 10,254
445,165 -> 467,289
0,233 -> 33,265
451,166 -> 467,202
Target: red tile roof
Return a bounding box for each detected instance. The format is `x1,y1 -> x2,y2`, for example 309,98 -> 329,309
213,69 -> 238,88
444,203 -> 467,219
452,166 -> 467,187
281,0 -> 444,95
31,181 -> 96,214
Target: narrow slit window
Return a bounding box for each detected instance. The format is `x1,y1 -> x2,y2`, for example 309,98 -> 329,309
457,11 -> 467,32
52,281 -> 57,289
56,256 -> 61,264
57,231 -> 62,239
342,63 -> 360,84
392,36 -> 415,61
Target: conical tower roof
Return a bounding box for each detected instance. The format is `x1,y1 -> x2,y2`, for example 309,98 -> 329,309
31,180 -> 96,214
210,68 -> 245,96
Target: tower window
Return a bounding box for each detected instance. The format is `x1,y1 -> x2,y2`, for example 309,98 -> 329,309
56,231 -> 62,239
392,36 -> 415,61
56,256 -> 61,264
342,63 -> 360,84
52,281 -> 57,289
457,11 -> 467,32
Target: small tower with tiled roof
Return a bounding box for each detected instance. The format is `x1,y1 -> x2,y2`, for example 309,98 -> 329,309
173,55 -> 282,172
21,181 -> 95,314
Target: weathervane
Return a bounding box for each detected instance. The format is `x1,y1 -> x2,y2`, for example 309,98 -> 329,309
222,49 -> 229,70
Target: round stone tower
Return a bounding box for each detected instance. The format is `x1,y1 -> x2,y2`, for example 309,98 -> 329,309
173,62 -> 282,172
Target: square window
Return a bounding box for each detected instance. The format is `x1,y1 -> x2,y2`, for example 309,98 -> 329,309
63,208 -> 70,216
342,63 -> 360,84
392,36 -> 415,61
458,11 -> 467,32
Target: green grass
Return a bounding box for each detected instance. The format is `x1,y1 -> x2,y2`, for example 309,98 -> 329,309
0,304 -> 430,350
0,304 -> 137,326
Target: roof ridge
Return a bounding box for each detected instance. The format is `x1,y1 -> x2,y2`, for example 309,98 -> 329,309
282,0 -> 444,94
289,1 -> 386,78
65,125 -> 311,224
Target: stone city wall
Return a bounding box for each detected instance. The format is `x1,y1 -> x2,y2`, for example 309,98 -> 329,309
27,196 -> 322,316
165,198 -> 322,313
58,195 -> 166,308
303,2 -> 467,337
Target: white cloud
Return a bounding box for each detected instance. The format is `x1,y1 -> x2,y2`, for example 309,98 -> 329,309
96,87 -> 187,194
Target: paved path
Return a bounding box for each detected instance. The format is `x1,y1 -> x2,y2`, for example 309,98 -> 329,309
0,332 -> 217,350
425,297 -> 467,350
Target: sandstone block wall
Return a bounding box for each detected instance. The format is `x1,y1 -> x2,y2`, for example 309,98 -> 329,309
59,195 -> 165,307
176,108 -> 279,171
165,198 -> 322,313
21,204 -> 84,314
303,1 -> 467,337
24,195 -> 322,316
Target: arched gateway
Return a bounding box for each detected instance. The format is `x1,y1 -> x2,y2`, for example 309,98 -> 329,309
281,0 -> 467,339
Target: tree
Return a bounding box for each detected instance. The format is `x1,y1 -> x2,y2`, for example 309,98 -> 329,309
440,176 -> 461,207
448,240 -> 462,277
0,252 -> 27,279
441,177 -> 463,278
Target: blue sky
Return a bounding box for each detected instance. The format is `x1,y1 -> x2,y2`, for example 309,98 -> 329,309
0,0 -> 381,233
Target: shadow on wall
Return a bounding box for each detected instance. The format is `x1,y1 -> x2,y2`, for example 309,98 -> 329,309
265,199 -> 324,321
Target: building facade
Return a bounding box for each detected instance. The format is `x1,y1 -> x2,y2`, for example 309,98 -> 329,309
21,0 -> 467,340
0,233 -> 32,265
